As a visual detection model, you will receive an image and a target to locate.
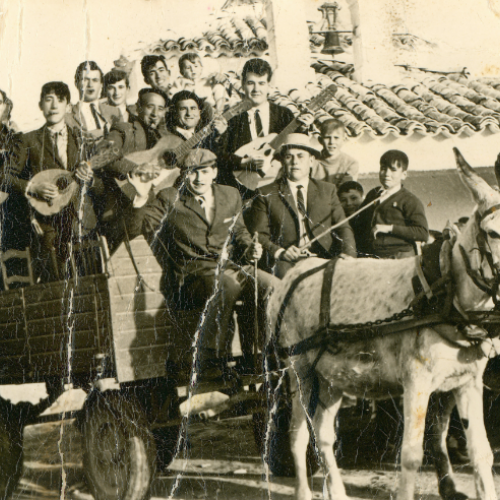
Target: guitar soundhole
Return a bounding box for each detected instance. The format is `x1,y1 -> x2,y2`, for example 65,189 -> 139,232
56,177 -> 70,191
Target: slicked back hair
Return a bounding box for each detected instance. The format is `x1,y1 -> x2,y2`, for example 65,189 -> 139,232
40,81 -> 71,104
380,150 -> 409,172
75,61 -> 103,89
242,58 -> 272,83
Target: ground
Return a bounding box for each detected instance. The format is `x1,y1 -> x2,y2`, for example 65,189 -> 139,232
13,413 -> 500,500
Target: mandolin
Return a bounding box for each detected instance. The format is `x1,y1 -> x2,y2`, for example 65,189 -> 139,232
234,85 -> 337,191
26,144 -> 121,216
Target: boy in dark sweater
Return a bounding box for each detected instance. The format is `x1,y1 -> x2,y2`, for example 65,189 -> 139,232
359,150 -> 428,259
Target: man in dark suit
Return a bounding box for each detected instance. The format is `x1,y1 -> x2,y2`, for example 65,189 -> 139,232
126,148 -> 278,378
7,81 -> 97,280
217,58 -> 313,198
96,87 -> 169,249
247,134 -> 357,278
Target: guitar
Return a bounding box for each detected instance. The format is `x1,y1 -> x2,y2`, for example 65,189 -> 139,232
120,98 -> 254,190
234,84 -> 337,191
26,145 -> 121,216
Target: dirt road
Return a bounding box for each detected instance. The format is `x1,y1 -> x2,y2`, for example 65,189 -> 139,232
15,415 -> 500,500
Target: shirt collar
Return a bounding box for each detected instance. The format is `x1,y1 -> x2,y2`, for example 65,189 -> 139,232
248,101 -> 270,116
380,184 -> 402,199
46,122 -> 67,135
287,176 -> 310,192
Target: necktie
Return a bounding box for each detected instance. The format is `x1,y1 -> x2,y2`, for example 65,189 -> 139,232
90,103 -> 102,130
198,196 -> 207,219
51,130 -> 67,169
297,185 -> 312,239
254,109 -> 264,137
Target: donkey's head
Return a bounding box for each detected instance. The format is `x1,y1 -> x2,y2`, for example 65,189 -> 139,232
453,148 -> 500,307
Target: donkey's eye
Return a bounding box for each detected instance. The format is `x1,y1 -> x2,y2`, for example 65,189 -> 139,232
487,230 -> 500,239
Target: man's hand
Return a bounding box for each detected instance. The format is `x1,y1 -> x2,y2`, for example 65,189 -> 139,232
30,182 -> 58,201
296,111 -> 315,129
281,245 -> 310,263
127,169 -> 155,205
247,240 -> 263,262
75,162 -> 93,184
241,155 -> 265,172
373,224 -> 393,239
213,115 -> 228,136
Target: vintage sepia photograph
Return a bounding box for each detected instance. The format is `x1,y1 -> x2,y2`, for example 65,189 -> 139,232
2,0 -> 500,498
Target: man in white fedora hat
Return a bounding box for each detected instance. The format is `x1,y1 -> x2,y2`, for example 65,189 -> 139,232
247,133 -> 357,278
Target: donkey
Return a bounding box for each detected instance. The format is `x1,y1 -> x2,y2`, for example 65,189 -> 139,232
267,148 -> 500,500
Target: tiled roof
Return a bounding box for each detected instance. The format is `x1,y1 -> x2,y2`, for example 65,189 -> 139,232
268,62 -> 500,138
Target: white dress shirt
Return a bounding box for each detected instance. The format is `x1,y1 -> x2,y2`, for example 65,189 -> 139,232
194,187 -> 215,224
175,127 -> 195,140
78,101 -> 105,131
247,102 -> 270,140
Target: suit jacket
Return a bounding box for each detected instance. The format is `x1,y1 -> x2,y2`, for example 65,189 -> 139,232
217,102 -> 295,188
128,184 -> 253,282
6,124 -> 99,234
247,177 -> 357,270
99,101 -> 136,126
65,101 -> 111,139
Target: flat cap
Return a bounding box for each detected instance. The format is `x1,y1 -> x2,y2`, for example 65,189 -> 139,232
179,148 -> 217,172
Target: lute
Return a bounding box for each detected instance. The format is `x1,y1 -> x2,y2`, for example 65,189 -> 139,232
26,145 -> 121,216
234,84 -> 337,191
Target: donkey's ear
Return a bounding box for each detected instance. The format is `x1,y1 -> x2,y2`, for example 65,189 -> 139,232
443,220 -> 460,245
454,148 -> 497,205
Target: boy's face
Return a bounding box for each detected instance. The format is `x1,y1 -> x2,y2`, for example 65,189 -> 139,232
177,99 -> 201,130
282,147 -> 314,183
181,59 -> 202,81
243,72 -> 270,107
138,93 -> 166,128
339,189 -> 363,216
187,166 -> 217,195
320,127 -> 345,158
79,69 -> 102,103
145,61 -> 170,91
106,79 -> 129,106
40,92 -> 69,125
379,161 -> 407,190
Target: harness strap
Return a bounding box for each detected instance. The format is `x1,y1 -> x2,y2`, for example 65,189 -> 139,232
319,258 -> 340,329
479,203 -> 500,221
415,255 -> 433,300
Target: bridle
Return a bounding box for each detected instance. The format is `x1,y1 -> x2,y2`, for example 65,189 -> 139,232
459,204 -> 500,308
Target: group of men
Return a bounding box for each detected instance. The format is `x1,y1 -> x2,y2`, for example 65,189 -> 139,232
1,55 -> 430,378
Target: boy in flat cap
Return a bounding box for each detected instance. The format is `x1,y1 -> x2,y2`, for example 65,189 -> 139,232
126,148 -> 278,378
247,133 -> 357,278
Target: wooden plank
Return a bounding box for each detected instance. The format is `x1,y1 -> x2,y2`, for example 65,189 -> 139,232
0,322 -> 26,341
27,311 -> 108,332
0,305 -> 24,325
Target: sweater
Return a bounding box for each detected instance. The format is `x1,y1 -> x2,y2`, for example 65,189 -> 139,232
310,151 -> 359,187
358,186 -> 429,258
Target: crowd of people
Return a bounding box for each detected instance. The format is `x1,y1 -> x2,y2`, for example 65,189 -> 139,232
0,55 -> 432,379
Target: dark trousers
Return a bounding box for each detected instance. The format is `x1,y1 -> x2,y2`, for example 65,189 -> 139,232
180,265 -> 278,362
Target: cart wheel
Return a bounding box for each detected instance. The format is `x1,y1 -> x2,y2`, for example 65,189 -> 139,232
0,401 -> 24,500
82,391 -> 156,500
252,382 -> 320,478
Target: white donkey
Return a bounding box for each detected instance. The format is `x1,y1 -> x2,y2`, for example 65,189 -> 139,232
268,148 -> 500,500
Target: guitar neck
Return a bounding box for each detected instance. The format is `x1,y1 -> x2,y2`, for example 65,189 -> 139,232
174,102 -> 252,159
268,118 -> 300,151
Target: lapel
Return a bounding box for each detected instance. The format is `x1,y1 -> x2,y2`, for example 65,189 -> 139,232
180,189 -> 209,225
239,112 -> 252,146
66,126 -> 80,171
39,126 -> 65,171
307,179 -> 319,224
71,102 -> 87,130
278,178 -> 300,234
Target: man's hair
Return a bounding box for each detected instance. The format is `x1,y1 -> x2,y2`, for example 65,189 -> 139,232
40,82 -> 71,103
242,58 -> 272,83
318,118 -> 346,137
338,180 -> 364,197
178,53 -> 202,73
141,55 -> 168,80
74,61 -> 103,88
104,70 -> 130,89
0,89 -> 13,121
137,87 -> 167,107
171,90 -> 204,111
380,149 -> 409,171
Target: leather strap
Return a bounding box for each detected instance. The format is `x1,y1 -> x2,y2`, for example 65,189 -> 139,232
319,258 -> 340,329
415,256 -> 433,300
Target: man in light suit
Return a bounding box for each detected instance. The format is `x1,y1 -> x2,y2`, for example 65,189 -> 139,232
66,61 -> 110,139
217,58 -> 313,198
247,134 -> 357,278
126,148 -> 278,378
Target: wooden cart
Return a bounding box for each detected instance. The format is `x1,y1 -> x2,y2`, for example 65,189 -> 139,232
0,235 -> 270,500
